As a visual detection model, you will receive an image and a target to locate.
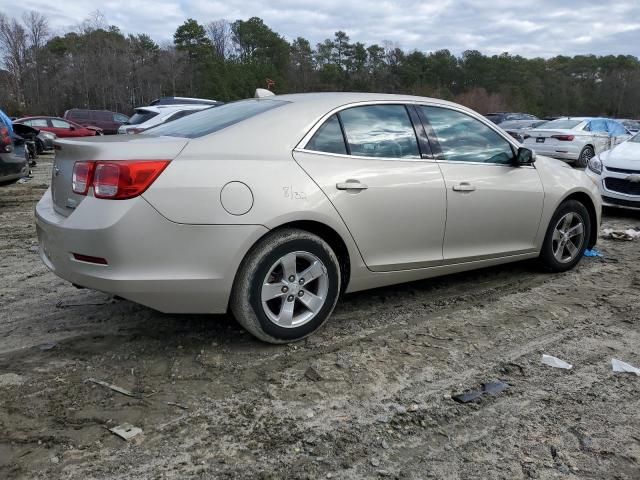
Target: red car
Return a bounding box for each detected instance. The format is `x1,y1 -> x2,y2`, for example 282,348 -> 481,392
14,116 -> 102,138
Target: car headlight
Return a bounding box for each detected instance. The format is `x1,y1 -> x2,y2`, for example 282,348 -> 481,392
587,156 -> 602,175
42,132 -> 56,140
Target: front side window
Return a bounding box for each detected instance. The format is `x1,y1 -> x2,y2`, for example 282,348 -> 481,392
339,105 -> 420,159
51,119 -> 71,129
421,106 -> 514,164
305,115 -> 347,155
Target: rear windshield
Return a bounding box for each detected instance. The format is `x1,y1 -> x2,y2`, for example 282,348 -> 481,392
128,110 -> 159,125
145,99 -> 288,138
537,119 -> 582,130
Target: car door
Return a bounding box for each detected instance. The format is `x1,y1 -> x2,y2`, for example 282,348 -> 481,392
418,105 -> 545,263
294,104 -> 447,272
49,118 -> 77,137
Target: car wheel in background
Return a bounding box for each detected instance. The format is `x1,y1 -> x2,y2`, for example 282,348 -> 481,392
575,146 -> 594,168
538,199 -> 590,272
230,228 -> 341,344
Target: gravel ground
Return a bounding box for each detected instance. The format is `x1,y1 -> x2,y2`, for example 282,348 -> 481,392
1,154 -> 639,479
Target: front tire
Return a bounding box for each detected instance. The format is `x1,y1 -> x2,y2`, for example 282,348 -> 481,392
575,146 -> 594,168
230,229 -> 341,344
538,200 -> 590,272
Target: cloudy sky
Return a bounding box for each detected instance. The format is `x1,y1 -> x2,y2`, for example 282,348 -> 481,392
5,0 -> 640,57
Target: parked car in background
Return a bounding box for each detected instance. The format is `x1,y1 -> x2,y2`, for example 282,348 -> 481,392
586,133 -> 640,210
36,92 -> 600,344
36,130 -> 56,153
484,112 -> 539,124
15,117 -> 102,138
500,119 -> 548,142
523,117 -> 630,167
64,109 -> 129,135
149,97 -> 221,106
118,104 -> 217,134
0,123 -> 29,184
616,119 -> 640,134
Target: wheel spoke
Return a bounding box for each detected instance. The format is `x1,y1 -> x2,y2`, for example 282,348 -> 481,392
566,222 -> 584,238
299,290 -> 324,313
276,300 -> 295,326
299,260 -> 325,283
262,282 -> 286,302
561,213 -> 574,231
552,229 -> 562,242
565,239 -> 578,258
553,240 -> 565,261
280,252 -> 297,279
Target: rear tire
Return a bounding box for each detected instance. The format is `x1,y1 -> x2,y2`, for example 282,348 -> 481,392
538,200 -> 590,272
230,228 -> 341,344
575,146 -> 594,168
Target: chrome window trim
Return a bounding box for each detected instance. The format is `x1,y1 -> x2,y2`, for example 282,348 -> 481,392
295,99 -> 533,167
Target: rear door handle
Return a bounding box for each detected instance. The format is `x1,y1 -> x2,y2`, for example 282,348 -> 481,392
452,182 -> 476,192
336,180 -> 368,191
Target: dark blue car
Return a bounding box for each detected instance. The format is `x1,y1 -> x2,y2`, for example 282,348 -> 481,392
0,108 -> 29,184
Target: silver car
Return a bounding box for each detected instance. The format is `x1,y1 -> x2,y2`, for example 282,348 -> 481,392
36,92 -> 601,343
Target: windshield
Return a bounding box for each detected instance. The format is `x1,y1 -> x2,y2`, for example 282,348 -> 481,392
145,99 -> 288,138
630,133 -> 640,143
537,119 -> 582,130
127,110 -> 159,125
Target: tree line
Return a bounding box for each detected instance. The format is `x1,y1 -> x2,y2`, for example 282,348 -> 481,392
1,11 -> 639,119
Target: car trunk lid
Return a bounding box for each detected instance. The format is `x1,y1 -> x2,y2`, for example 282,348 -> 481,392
51,135 -> 188,216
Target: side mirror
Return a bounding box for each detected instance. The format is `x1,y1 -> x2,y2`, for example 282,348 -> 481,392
515,146 -> 536,165
69,125 -> 76,131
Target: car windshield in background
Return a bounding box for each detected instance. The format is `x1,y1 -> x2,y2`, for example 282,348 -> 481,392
145,99 -> 288,138
538,119 -> 582,129
128,110 -> 159,125
630,133 -> 640,143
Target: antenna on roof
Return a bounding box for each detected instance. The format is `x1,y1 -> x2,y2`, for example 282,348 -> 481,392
255,88 -> 275,98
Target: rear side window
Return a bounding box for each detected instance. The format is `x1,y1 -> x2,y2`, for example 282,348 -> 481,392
146,100 -> 287,138
69,110 -> 89,120
51,119 -> 72,128
128,110 -> 159,125
339,105 -> 420,159
305,115 -> 347,154
29,119 -> 49,127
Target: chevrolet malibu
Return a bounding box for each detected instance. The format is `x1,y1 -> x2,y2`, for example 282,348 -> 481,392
36,92 -> 601,343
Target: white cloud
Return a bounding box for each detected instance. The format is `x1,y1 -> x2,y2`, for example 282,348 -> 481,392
2,0 -> 639,57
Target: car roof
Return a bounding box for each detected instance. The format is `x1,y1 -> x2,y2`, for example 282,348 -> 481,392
269,92 -> 465,110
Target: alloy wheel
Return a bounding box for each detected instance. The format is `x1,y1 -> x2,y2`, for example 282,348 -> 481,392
261,251 -> 329,328
551,212 -> 585,263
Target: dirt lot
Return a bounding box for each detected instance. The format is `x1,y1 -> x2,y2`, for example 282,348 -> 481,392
1,154 -> 639,479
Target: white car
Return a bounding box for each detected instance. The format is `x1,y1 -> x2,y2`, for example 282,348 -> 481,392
586,133 -> 640,210
118,104 -> 217,134
523,117 -> 629,168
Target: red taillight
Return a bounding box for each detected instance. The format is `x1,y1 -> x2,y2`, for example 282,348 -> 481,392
0,127 -> 11,148
551,135 -> 575,141
72,160 -> 169,199
72,161 -> 95,195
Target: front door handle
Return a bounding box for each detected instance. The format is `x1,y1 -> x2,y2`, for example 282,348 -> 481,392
336,180 -> 368,191
452,182 -> 476,192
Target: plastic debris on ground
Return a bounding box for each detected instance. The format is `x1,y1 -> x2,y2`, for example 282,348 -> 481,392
583,248 -> 603,258
452,380 -> 509,403
85,377 -> 138,397
542,354 -> 573,370
109,423 -> 142,441
602,228 -> 640,241
611,358 -> 640,376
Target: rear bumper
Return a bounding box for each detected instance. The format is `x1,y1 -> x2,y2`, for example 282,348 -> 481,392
526,143 -> 580,162
0,151 -> 29,181
35,189 -> 268,313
